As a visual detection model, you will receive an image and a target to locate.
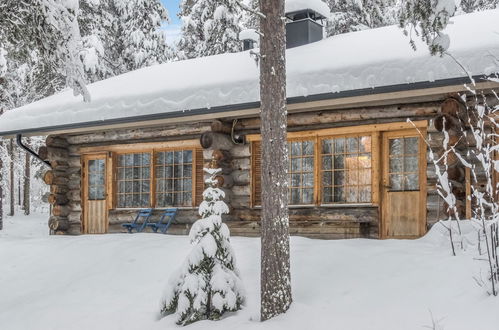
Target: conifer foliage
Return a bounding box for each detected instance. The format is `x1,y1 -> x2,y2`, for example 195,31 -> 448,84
177,0 -> 242,59
326,0 -> 399,36
160,161 -> 244,326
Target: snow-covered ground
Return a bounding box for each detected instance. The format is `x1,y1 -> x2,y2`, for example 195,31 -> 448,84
0,213 -> 498,330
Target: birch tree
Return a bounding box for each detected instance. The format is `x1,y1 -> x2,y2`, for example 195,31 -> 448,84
259,0 -> 292,320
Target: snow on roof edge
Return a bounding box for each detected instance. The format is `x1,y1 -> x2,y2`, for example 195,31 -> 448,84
0,74 -> 492,137
1,9 -> 499,136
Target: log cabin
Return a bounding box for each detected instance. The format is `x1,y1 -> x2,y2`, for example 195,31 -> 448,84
1,8 -> 499,239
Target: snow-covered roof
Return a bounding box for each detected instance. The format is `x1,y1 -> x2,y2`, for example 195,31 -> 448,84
1,9 -> 499,136
285,0 -> 330,18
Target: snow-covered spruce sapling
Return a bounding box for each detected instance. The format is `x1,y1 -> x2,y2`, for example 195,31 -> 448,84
160,161 -> 244,325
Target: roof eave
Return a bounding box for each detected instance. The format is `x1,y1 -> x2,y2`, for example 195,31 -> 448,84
2,75 -> 498,138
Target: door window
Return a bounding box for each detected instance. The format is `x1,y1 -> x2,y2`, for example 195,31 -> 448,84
388,137 -> 419,191
88,159 -> 106,200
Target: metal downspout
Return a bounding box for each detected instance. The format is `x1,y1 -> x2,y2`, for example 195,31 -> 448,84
16,134 -> 52,168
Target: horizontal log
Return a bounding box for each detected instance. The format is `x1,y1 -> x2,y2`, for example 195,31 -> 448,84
441,98 -> 467,120
230,145 -> 250,158
52,205 -> 70,217
43,170 -> 54,185
231,170 -> 250,185
49,216 -> 69,231
211,120 -> 232,134
48,194 -> 69,206
200,132 -> 234,150
46,136 -> 69,148
68,156 -> 82,168
214,175 -> 234,189
38,146 -> 48,161
47,147 -> 69,162
237,103 -> 440,130
232,185 -> 250,196
66,123 -> 211,144
232,158 -> 250,170
68,211 -> 82,223
67,190 -> 81,202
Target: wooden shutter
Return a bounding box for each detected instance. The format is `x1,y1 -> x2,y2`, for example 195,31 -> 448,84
194,148 -> 205,206
251,141 -> 262,207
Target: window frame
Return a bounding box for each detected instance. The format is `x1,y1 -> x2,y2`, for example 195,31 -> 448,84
113,147 -> 199,209
77,140 -> 200,210
247,121 -> 430,208
115,151 -> 153,209
318,133 -> 375,205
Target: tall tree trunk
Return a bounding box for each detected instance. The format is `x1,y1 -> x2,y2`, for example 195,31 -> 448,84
9,138 -> 14,216
259,0 -> 292,321
23,138 -> 30,215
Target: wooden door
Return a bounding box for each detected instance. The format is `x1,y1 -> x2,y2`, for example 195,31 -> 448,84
82,154 -> 108,234
381,130 -> 426,238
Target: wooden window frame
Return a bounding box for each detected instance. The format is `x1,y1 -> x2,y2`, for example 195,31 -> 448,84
115,151 -> 153,209
288,138 -> 316,206
80,140 -> 202,210
249,121 -> 427,208
318,133 -> 374,205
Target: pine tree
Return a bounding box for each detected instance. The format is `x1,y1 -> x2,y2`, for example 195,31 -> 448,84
177,0 -> 242,59
79,0 -> 172,82
459,0 -> 499,13
242,0 -> 260,30
326,0 -> 400,36
0,0 -> 89,101
160,161 -> 244,326
398,0 -> 456,55
259,0 -> 292,321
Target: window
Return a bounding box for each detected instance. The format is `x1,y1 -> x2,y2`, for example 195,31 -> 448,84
321,136 -> 372,203
116,153 -> 151,208
289,140 -> 315,204
251,134 -> 374,206
155,150 -> 193,207
88,159 -> 106,200
388,137 -> 419,191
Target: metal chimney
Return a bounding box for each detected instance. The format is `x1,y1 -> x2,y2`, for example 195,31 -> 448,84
285,7 -> 327,49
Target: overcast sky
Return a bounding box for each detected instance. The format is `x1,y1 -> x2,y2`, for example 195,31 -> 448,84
161,0 -> 182,45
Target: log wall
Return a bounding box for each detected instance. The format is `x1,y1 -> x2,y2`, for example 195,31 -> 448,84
44,99 -> 490,238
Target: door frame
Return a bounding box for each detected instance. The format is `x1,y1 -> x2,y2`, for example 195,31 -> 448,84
81,153 -> 110,234
380,129 -> 427,239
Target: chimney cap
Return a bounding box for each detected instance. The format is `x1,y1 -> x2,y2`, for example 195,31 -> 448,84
285,0 -> 330,20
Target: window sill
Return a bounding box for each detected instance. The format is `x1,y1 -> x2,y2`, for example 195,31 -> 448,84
112,207 -> 197,211
253,203 -> 377,209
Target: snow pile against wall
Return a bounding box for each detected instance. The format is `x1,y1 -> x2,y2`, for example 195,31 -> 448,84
0,9 -> 499,135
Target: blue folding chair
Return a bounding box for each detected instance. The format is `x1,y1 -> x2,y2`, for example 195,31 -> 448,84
146,208 -> 178,234
122,208 -> 154,233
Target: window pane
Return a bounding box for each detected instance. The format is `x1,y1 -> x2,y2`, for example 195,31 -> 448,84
116,153 -> 151,208
322,156 -> 332,170
390,157 -> 403,173
404,156 -> 418,172
334,155 -> 344,169
322,171 -> 332,186
390,174 -> 404,191
321,135 -> 372,204
287,140 -> 315,204
322,140 -> 332,154
405,137 -> 418,154
334,138 -> 345,153
334,186 -> 345,202
359,186 -> 371,203
347,137 -> 358,153
303,141 -> 314,155
406,174 -> 419,190
154,149 -> 194,207
389,138 -> 403,156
